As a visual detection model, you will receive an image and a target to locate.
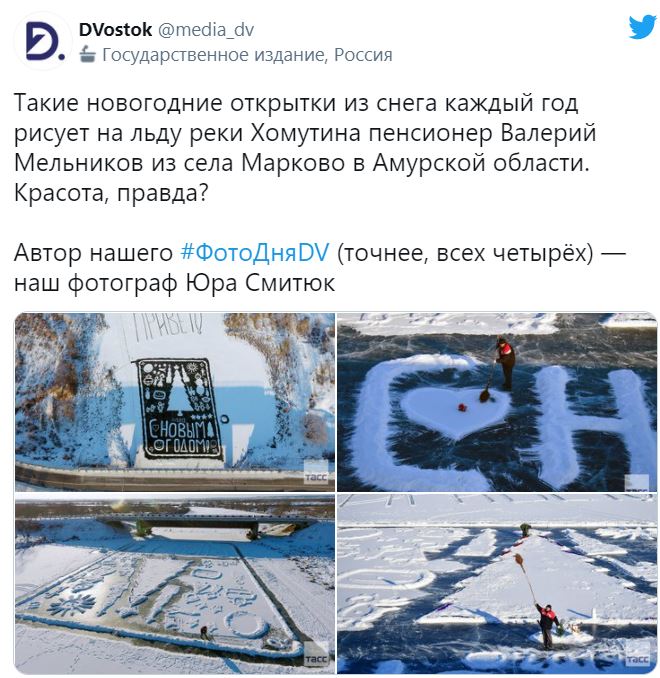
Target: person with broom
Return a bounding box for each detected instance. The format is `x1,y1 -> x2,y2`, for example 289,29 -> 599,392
495,336 -> 516,392
514,553 -> 562,651
535,603 -> 561,650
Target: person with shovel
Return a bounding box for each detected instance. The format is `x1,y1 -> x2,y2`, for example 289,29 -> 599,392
496,336 -> 516,392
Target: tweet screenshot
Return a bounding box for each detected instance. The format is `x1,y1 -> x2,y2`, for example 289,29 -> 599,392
7,0 -> 659,675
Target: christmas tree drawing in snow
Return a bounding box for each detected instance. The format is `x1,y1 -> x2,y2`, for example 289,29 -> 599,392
135,358 -> 223,460
416,534 -> 657,626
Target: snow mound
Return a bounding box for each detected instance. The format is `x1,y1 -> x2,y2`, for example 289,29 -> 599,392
601,557 -> 658,586
416,535 -> 656,625
528,629 -> 594,646
400,388 -> 510,441
596,527 -> 657,541
339,313 -> 559,336
462,639 -> 654,673
600,313 -> 656,329
565,529 -> 627,556
454,529 -> 497,557
349,354 -> 491,491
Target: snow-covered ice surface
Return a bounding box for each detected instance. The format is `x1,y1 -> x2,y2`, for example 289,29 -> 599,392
15,313 -> 335,474
337,526 -> 469,631
337,493 -> 657,674
600,313 -> 656,329
15,624 -> 335,674
338,492 -> 657,527
460,640 -> 656,674
338,313 -> 560,336
15,545 -> 106,600
338,313 -> 657,492
15,518 -> 335,673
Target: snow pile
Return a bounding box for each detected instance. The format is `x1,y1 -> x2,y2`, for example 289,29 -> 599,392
400,387 -> 510,441
600,313 -> 656,329
533,366 -> 656,489
337,526 -> 469,631
565,529 -> 628,556
601,557 -> 658,586
416,535 -> 657,626
596,526 -> 657,541
462,639 -> 656,673
454,529 -> 497,557
349,354 -> 492,491
339,313 -> 559,336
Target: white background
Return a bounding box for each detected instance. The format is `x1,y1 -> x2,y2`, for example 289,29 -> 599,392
4,0 -> 659,675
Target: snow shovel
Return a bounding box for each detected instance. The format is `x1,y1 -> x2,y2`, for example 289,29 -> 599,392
479,359 -> 497,403
514,553 -> 538,603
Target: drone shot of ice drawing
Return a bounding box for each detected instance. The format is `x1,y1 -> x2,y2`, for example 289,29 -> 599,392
337,312 -> 657,492
14,313 -> 335,491
15,495 -> 335,673
337,492 -> 658,674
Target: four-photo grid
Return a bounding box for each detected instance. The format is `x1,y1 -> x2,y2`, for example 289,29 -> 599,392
15,312 -> 658,674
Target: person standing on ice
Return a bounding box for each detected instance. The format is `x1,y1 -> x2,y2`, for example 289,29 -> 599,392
495,337 -> 516,391
535,603 -> 560,650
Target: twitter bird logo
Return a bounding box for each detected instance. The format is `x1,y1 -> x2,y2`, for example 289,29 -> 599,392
630,15 -> 656,39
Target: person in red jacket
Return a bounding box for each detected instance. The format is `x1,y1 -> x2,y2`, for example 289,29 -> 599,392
496,337 -> 516,391
535,603 -> 560,649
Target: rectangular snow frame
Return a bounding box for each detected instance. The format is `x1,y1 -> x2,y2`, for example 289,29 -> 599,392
15,548 -> 302,659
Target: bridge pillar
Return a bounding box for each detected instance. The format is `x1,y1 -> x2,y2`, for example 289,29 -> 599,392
246,523 -> 259,540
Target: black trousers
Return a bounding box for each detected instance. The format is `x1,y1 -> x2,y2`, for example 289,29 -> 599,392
542,627 -> 553,649
501,363 -> 514,390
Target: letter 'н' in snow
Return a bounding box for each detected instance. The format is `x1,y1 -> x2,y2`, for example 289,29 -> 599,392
416,535 -> 656,626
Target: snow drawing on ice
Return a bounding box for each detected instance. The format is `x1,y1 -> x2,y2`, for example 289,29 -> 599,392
454,529 -> 497,557
349,354 -> 493,492
416,535 -> 657,626
349,352 -> 656,492
225,611 -> 269,639
400,388 -> 510,441
533,366 -> 657,489
48,594 -> 96,617
337,526 -> 470,631
565,529 -> 628,556
15,550 -> 302,658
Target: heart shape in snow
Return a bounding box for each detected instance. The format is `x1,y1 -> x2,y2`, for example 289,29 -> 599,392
400,387 -> 511,441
